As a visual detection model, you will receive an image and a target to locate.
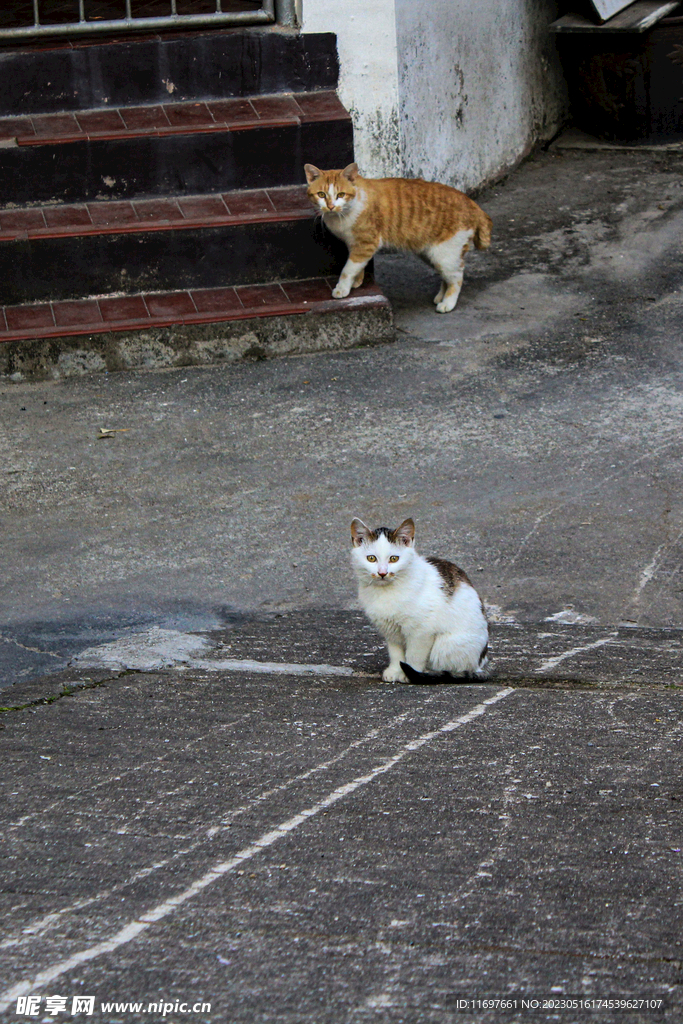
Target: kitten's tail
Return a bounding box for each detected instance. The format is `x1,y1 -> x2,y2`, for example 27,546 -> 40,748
473,211 -> 492,251
399,662 -> 481,685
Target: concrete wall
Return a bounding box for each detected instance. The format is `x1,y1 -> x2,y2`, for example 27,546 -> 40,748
394,0 -> 567,191
301,0 -> 401,177
301,0 -> 567,189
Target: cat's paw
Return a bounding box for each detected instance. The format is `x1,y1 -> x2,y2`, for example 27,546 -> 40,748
382,665 -> 407,683
332,282 -> 352,299
436,296 -> 458,313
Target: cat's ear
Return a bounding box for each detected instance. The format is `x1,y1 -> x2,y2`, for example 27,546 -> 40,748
342,163 -> 359,182
393,519 -> 415,546
304,164 -> 322,184
351,518 -> 372,547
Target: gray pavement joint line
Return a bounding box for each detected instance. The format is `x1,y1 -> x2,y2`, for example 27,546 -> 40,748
0,687 -> 514,1010
1,705 -> 423,951
0,672 -> 132,715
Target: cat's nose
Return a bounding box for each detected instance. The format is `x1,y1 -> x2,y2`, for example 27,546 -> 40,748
378,570 -> 387,578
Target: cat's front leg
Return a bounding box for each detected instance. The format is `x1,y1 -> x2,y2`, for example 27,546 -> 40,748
333,258 -> 370,299
382,639 -> 407,683
333,240 -> 377,299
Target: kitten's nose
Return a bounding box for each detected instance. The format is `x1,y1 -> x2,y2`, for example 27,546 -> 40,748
378,570 -> 387,578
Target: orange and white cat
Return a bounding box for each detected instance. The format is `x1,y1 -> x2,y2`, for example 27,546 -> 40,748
304,162 -> 492,313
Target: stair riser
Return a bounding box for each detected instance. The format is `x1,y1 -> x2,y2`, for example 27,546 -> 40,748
0,221 -> 348,305
0,121 -> 353,207
0,304 -> 394,382
0,32 -> 339,116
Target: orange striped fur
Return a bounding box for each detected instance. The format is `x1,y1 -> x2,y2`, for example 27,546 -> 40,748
304,162 -> 492,313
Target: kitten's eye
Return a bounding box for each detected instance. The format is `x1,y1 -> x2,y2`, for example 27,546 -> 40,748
389,555 -> 399,563
317,192 -> 326,198
366,555 -> 377,563
337,192 -> 346,199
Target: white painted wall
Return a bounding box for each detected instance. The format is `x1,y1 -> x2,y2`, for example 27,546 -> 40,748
394,0 -> 567,191
301,0 -> 401,176
301,0 -> 567,190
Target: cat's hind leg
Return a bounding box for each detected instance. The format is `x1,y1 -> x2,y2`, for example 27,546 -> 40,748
430,631 -> 487,676
352,268 -> 365,289
425,229 -> 474,313
403,633 -> 435,674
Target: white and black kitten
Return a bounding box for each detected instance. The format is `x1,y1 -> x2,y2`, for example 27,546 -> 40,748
351,517 -> 489,684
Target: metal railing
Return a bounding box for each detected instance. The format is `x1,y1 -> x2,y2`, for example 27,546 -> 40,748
0,0 -> 297,41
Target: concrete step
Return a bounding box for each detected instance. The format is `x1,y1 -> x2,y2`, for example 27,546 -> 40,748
0,185 -> 347,304
0,91 -> 353,205
0,29 -> 340,115
0,278 -> 394,381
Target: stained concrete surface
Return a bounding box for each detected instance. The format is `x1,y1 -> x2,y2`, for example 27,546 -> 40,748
1,144 -> 683,1020
1,674 -> 682,1022
2,147 -> 683,684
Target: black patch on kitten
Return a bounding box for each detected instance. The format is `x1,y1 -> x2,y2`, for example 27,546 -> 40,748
425,556 -> 471,595
372,527 -> 393,540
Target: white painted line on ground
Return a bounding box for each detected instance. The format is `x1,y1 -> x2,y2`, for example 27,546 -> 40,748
0,687 -> 514,1010
192,658 -> 354,676
536,634 -> 617,673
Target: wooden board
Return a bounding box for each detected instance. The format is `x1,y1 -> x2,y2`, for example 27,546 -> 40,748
591,0 -> 640,21
550,0 -> 679,33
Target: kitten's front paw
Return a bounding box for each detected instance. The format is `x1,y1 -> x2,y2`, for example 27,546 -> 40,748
436,296 -> 458,313
332,281 -> 352,299
382,665 -> 407,683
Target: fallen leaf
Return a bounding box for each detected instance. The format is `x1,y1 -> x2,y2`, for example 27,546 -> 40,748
97,428 -> 130,439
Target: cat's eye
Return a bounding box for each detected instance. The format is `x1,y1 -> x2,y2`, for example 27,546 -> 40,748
389,555 -> 399,563
337,192 -> 346,199
317,192 -> 326,198
366,555 -> 377,562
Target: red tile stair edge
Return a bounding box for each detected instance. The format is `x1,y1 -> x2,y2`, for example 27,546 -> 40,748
0,91 -> 350,148
0,187 -> 315,242
0,280 -> 390,344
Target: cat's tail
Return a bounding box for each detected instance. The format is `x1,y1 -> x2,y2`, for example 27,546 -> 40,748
399,662 -> 481,685
473,210 -> 493,251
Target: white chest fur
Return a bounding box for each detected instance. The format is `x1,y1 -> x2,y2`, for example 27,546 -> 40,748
323,189 -> 367,245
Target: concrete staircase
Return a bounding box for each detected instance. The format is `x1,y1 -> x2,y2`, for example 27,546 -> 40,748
0,28 -> 392,380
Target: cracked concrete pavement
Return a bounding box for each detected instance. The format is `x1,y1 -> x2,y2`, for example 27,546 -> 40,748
1,143 -> 683,1021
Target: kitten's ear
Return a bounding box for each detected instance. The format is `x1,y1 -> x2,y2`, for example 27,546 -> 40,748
351,518 -> 372,547
342,162 -> 359,182
393,519 -> 415,546
304,164 -> 322,184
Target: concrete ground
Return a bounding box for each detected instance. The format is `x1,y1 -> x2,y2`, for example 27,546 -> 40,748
1,143 -> 683,1022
